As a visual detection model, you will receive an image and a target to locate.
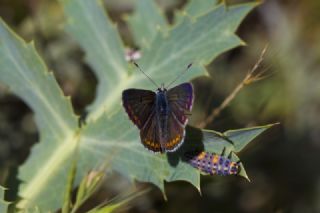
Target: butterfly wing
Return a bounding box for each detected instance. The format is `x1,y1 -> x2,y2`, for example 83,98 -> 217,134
167,83 -> 194,126
122,89 -> 163,152
122,89 -> 156,129
140,107 -> 185,153
139,110 -> 162,153
160,83 -> 193,152
161,112 -> 185,152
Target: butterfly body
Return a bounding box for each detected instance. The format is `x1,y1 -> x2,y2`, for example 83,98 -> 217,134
155,88 -> 170,145
156,89 -> 169,116
122,83 -> 194,153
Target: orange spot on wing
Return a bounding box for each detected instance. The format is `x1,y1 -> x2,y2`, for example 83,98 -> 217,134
165,135 -> 183,148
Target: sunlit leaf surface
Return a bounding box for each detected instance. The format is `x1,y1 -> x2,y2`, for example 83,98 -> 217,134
0,1 -> 264,211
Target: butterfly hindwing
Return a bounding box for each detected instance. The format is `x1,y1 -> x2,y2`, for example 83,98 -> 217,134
139,110 -> 162,153
161,111 -> 185,152
122,89 -> 156,129
167,83 -> 194,126
140,110 -> 185,153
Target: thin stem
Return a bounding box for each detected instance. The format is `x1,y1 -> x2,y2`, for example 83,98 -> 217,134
197,45 -> 269,128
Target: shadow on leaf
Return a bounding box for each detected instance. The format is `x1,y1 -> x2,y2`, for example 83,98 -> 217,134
166,125 -> 204,167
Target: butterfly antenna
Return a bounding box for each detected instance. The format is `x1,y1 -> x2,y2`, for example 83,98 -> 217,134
166,63 -> 193,88
132,61 -> 159,88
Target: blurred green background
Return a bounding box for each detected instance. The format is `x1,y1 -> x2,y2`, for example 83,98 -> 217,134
1,0 -> 320,212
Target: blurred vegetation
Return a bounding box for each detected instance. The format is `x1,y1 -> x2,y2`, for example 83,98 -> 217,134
1,0 -> 320,212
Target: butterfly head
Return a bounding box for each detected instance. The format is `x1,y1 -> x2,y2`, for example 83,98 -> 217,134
157,83 -> 167,92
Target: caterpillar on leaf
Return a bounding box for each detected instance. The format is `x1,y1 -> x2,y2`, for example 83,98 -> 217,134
185,148 -> 241,176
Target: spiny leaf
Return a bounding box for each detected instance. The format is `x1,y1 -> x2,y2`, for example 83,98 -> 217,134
65,0 -> 256,208
126,0 -> 167,48
79,111 -> 275,193
200,123 -> 278,180
0,1 -> 261,212
139,3 -> 254,80
0,18 -> 78,210
175,0 -> 219,23
59,0 -> 128,119
86,2 -> 256,121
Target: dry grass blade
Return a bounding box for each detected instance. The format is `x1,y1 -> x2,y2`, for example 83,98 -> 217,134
197,45 -> 269,128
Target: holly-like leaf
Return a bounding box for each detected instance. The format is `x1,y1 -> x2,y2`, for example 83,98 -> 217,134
61,0 -> 256,121
175,0 -> 219,23
59,0 -> 129,118
74,1 -> 257,194
0,19 -> 78,210
0,1 -> 264,212
200,124 -> 278,179
80,112 -> 275,191
126,0 -> 167,48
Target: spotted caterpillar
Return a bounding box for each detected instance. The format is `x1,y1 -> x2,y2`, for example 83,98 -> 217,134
185,148 -> 241,176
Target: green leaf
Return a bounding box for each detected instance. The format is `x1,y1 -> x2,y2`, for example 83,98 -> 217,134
126,0 -> 167,48
0,1 -> 261,212
0,186 -> 10,213
200,123 -> 278,180
65,0 -> 256,209
59,0 -> 128,118
79,111 -> 275,193
83,2 -> 256,121
0,19 -> 78,210
176,0 -> 219,23
139,3 -> 254,79
184,0 -> 218,16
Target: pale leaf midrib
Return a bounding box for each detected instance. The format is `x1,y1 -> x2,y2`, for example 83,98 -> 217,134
17,132 -> 79,209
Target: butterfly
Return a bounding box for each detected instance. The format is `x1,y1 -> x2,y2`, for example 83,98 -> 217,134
185,148 -> 241,176
122,63 -> 194,153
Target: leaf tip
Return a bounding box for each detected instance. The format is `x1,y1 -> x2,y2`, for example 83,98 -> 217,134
161,190 -> 168,201
240,40 -> 247,46
196,186 -> 202,196
269,122 -> 281,127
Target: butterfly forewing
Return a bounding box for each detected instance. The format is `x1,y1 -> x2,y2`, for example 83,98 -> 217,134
122,89 -> 156,129
167,83 -> 194,126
